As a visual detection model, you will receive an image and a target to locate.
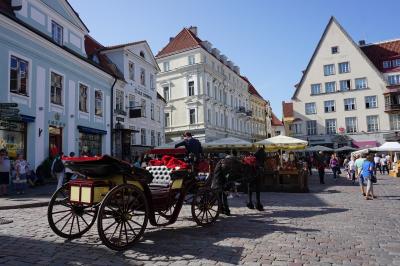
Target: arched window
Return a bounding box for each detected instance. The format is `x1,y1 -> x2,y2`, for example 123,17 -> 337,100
140,51 -> 145,58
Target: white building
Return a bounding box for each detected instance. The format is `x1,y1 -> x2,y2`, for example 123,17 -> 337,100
290,17 -> 400,148
271,112 -> 285,136
100,41 -> 165,160
156,27 -> 255,142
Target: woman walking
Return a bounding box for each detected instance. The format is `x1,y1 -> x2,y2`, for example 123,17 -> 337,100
0,149 -> 10,196
14,153 -> 28,194
330,154 -> 339,179
360,155 -> 376,200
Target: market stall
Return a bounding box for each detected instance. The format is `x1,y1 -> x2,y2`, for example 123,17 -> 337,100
255,135 -> 308,192
372,142 -> 400,177
203,137 -> 254,152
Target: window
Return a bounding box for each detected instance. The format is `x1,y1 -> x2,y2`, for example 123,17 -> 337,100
131,127 -> 136,145
129,94 -> 135,108
10,55 -> 28,96
311,84 -> 321,95
215,111 -> 219,126
306,120 -> 317,135
140,68 -> 145,86
163,86 -> 169,101
389,114 -> 400,130
331,46 -> 339,54
344,98 -> 356,111
115,90 -> 124,111
95,90 -> 103,117
50,72 -> 63,105
189,109 -> 196,124
291,123 -> 302,135
220,113 -> 224,127
141,99 -> 146,117
163,61 -> 170,72
338,62 -> 350,73
151,130 -> 155,146
140,51 -> 145,58
388,75 -> 400,85
165,113 -> 170,127
339,80 -> 351,91
355,78 -> 367,89
79,84 -> 88,112
207,82 -> 210,96
325,119 -> 337,135
207,109 -> 211,123
140,129 -> 146,145
324,100 -> 335,113
188,81 -> 195,96
325,82 -> 336,93
150,103 -> 154,120
157,132 -> 161,146
128,61 -> 135,80
305,102 -> 316,115
383,61 -> 391,69
156,106 -> 160,122
188,55 -> 195,65
150,74 -> 154,90
213,86 -> 217,99
324,64 -> 335,76
393,59 -> 400,67
51,21 -> 63,45
345,117 -> 357,133
365,96 -> 377,109
367,115 -> 379,132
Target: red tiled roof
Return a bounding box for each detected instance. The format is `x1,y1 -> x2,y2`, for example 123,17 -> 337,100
361,39 -> 400,72
282,101 -> 293,118
156,28 -> 202,58
84,35 -> 124,79
271,112 -> 283,126
241,76 -> 264,100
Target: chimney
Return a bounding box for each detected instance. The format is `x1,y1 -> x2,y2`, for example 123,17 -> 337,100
359,40 -> 366,46
189,26 -> 198,36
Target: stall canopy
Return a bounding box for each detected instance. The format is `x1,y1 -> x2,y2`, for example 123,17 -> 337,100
255,135 -> 308,151
352,140 -> 378,149
306,145 -> 333,152
372,142 -> 400,152
203,137 -> 253,149
334,146 -> 356,152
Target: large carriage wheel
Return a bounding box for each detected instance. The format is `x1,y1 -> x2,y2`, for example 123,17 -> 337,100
97,184 -> 148,251
48,184 -> 98,239
191,188 -> 220,226
154,191 -> 181,226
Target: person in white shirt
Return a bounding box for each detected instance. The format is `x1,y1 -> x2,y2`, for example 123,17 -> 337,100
380,154 -> 389,175
373,154 -> 381,175
348,156 -> 356,184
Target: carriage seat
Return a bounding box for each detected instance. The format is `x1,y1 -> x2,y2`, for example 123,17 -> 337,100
146,166 -> 174,187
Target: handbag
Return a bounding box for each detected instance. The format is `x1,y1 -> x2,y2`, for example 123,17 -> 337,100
371,175 -> 377,183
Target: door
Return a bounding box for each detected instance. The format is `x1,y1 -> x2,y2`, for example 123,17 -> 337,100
49,126 -> 62,157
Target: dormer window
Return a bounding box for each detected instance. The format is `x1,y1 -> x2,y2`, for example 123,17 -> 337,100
51,21 -> 63,45
92,54 -> 99,64
140,51 -> 145,58
331,46 -> 339,54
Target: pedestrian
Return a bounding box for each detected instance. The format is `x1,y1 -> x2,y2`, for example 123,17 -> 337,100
373,153 -> 381,175
355,153 -> 366,196
305,155 -> 312,175
385,154 -> 392,172
329,154 -> 339,179
360,155 -> 376,200
380,154 -> 389,175
14,153 -> 28,194
343,156 -> 350,179
51,152 -> 65,190
0,149 -> 10,196
316,151 -> 325,184
348,156 -> 356,184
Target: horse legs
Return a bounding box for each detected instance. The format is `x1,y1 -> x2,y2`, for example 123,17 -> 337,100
219,191 -> 231,216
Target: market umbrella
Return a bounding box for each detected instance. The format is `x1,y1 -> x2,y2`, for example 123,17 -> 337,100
203,137 -> 253,149
306,145 -> 333,152
334,146 -> 356,152
373,142 -> 400,152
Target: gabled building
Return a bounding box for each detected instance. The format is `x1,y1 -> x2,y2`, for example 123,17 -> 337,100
289,16 -> 399,148
0,0 -> 120,168
271,112 -> 285,136
155,27 -> 253,142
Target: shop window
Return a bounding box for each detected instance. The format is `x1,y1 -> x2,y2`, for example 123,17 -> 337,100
10,55 -> 29,96
79,132 -> 102,156
0,121 -> 26,159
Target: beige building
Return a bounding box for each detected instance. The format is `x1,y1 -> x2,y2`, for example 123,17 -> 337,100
289,17 -> 400,148
156,27 -> 258,142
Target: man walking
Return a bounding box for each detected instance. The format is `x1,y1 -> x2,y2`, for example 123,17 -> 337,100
380,154 -> 389,175
373,153 -> 381,175
355,153 -> 366,196
52,152 -> 65,190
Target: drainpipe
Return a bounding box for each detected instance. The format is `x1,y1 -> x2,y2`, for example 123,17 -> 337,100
110,77 -> 117,156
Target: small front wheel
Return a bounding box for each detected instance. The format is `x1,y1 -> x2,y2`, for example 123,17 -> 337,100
191,188 -> 220,226
97,184 -> 149,251
47,184 -> 98,239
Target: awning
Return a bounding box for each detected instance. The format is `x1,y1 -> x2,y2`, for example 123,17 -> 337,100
77,125 -> 107,135
352,140 -> 378,149
20,114 -> 35,122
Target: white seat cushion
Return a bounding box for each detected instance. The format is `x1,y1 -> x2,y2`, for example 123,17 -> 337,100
146,166 -> 172,186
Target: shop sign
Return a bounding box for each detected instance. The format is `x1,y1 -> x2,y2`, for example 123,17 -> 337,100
0,103 -> 18,108
134,89 -> 152,100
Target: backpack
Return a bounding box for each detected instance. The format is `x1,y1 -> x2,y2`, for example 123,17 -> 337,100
53,158 -> 65,173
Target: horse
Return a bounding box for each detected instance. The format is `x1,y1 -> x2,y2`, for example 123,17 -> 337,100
211,154 -> 264,215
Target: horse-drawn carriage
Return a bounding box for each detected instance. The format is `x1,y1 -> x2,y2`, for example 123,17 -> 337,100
47,149 -> 219,250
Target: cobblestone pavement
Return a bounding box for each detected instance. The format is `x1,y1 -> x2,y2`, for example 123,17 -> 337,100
1,172 -> 400,265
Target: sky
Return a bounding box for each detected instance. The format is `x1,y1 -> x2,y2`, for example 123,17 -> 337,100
69,0 -> 400,118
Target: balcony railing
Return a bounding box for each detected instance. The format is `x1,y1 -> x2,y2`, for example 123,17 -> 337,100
385,103 -> 400,112
236,106 -> 246,113
246,110 -> 253,117
114,109 -> 127,116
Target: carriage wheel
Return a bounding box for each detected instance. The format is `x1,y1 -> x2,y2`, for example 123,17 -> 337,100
154,191 -> 180,226
97,184 -> 148,251
48,184 -> 98,239
191,188 -> 220,226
